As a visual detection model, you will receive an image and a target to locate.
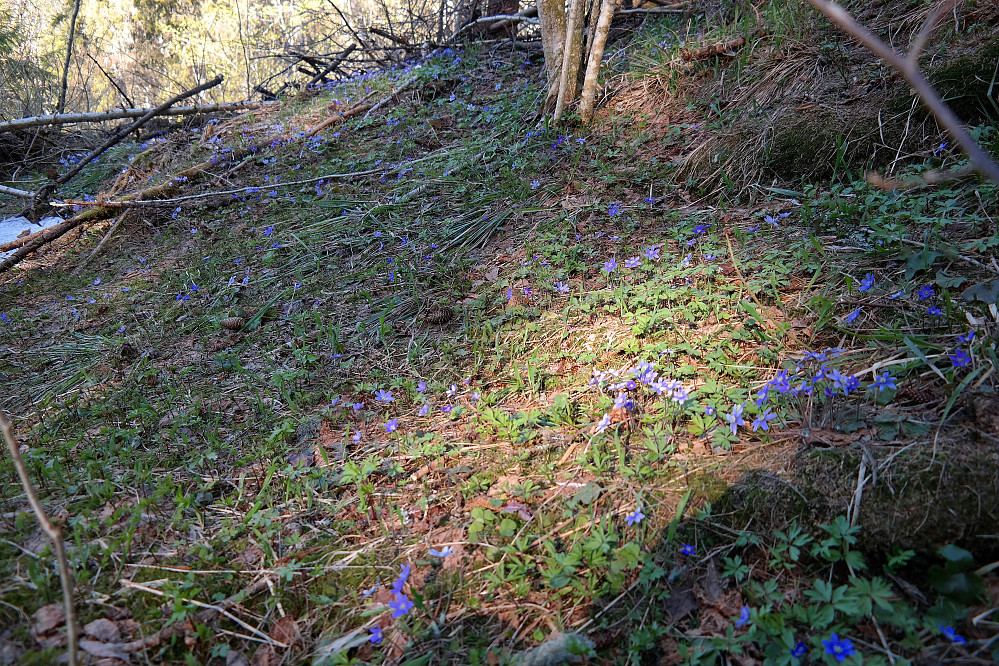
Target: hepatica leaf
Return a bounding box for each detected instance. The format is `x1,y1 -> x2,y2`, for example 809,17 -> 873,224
960,278 -> 999,304
904,249 -> 942,280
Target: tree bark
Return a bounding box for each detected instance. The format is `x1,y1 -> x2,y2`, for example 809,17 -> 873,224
579,0 -> 616,123
553,0 -> 586,122
536,0 -> 567,110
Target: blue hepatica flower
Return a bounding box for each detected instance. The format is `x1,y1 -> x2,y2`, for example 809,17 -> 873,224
625,256 -> 641,269
844,308 -> 861,323
352,402 -> 364,411
751,409 -> 776,432
928,306 -> 944,316
447,383 -> 458,397
594,413 -> 612,434
389,592 -> 414,618
608,202 -> 621,217
957,330 -> 975,344
369,625 -> 383,644
416,380 -> 427,392
429,545 -> 454,558
949,348 -> 971,367
822,634 -> 855,663
680,543 -> 695,556
418,403 -> 430,416
374,389 -> 394,402
939,625 -> 967,644
530,180 -> 540,189
441,404 -> 453,414
554,281 -> 570,294
735,606 -> 750,628
625,507 -> 645,526
603,257 -> 618,273
791,642 -> 807,659
385,418 -> 398,433
871,372 -> 898,392
725,403 -> 746,435
917,285 -> 935,300
859,273 -> 875,291
643,247 -> 660,261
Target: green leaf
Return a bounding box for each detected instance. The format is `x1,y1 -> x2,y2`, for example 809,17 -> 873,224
498,518 -> 518,537
938,544 -> 975,567
569,482 -> 603,507
904,249 -> 942,280
935,271 -> 967,289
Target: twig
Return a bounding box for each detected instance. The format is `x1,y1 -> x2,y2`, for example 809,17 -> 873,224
0,101 -> 278,132
803,0 -> 999,184
86,54 -> 134,108
305,101 -> 373,136
71,214 -> 125,275
113,575 -> 277,653
615,5 -> 685,14
0,409 -> 77,666
448,12 -> 540,42
33,75 -> 225,210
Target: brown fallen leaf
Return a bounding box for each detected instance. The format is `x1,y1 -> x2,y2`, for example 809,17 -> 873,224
270,615 -> 301,646
83,618 -> 121,642
79,639 -> 131,662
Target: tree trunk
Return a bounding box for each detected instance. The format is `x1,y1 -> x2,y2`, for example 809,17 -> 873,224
552,0 -> 586,122
536,0 -> 567,110
579,0 -> 616,123
57,0 -> 82,114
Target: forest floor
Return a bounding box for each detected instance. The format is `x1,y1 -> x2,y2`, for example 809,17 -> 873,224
2,2 -> 999,665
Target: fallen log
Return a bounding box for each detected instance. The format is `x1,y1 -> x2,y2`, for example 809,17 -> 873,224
0,184 -> 35,199
0,101 -> 278,133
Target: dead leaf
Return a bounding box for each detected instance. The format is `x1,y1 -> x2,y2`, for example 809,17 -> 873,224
664,586 -> 698,620
226,652 -> 250,666
79,639 -> 131,662
233,542 -> 264,567
250,645 -> 279,666
31,604 -> 65,636
83,618 -> 121,642
270,615 -> 300,646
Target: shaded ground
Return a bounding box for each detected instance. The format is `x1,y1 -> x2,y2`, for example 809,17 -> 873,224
1,2 -> 998,664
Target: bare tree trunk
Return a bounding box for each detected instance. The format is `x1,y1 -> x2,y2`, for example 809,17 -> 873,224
57,0 -> 82,114
536,0 -> 567,110
552,0 -> 586,122
579,0 -> 616,123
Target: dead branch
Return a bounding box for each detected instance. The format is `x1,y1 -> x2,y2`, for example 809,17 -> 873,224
615,5 -> 684,14
32,75 -> 224,211
305,102 -> 374,136
0,409 -> 78,666
803,0 -> 999,185
362,74 -> 420,122
0,147 -> 243,273
448,10 -> 540,42
0,184 -> 35,199
87,54 -> 134,109
681,36 -> 746,61
306,44 -> 359,87
0,101 -> 279,133
369,26 -> 412,46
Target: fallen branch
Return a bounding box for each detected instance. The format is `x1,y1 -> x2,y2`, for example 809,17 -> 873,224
448,11 -> 540,42
615,5 -> 685,14
0,101 -> 277,133
306,101 -> 374,137
33,75 -> 225,210
1,409 -> 78,666
361,74 -> 420,122
306,44 -> 358,87
681,36 -> 746,61
0,149 -> 238,273
0,184 -> 35,199
803,0 -> 999,185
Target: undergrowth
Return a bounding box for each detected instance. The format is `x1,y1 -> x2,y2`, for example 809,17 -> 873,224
1,4 -> 998,665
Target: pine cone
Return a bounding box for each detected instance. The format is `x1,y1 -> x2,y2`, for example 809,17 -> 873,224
421,304 -> 454,325
221,316 -> 246,331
